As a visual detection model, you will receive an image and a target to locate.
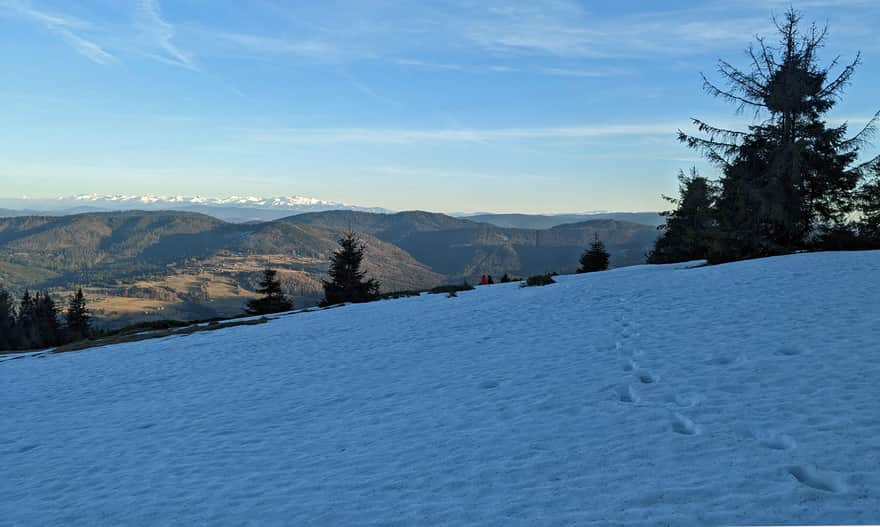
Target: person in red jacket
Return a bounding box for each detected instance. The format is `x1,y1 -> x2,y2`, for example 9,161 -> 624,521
480,274 -> 489,285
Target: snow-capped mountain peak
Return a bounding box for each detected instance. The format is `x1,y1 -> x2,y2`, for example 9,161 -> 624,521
65,194 -> 345,209
2,194 -> 392,222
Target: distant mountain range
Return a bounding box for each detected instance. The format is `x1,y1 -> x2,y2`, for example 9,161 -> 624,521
0,195 -> 391,222
0,210 -> 661,328
0,195 -> 663,227
67,194 -> 338,208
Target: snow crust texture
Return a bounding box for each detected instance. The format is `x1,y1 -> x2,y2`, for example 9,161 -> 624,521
2,252 -> 879,525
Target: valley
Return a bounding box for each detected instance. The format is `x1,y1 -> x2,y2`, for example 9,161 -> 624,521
0,209 -> 660,327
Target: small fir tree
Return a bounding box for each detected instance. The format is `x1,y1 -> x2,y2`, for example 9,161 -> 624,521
246,268 -> 294,315
65,288 -> 91,341
321,231 -> 380,306
578,235 -> 610,273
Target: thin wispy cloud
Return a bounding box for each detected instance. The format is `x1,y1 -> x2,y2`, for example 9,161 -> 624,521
337,70 -> 397,106
363,165 -> 559,183
99,0 -> 873,74
392,59 -> 624,77
739,0 -> 875,7
134,0 -> 197,70
184,1 -> 777,67
243,123 -> 682,145
456,0 -> 773,58
56,28 -> 115,64
0,0 -> 114,64
537,67 -> 623,78
212,31 -> 336,59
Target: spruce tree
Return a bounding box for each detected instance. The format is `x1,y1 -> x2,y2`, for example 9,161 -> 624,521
34,292 -> 61,348
321,231 -> 380,306
679,9 -> 878,262
246,268 -> 294,315
648,169 -> 718,264
65,288 -> 91,342
857,163 -> 880,246
17,290 -> 38,349
0,288 -> 15,351
578,235 -> 610,273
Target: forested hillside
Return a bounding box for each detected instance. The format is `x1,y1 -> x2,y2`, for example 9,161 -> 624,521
0,210 -> 659,326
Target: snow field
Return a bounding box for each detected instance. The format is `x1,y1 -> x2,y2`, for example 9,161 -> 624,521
2,251 -> 879,525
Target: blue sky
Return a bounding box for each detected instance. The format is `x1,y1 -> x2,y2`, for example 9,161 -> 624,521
0,0 -> 878,213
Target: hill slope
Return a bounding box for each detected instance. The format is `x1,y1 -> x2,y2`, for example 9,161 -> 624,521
284,210 -> 659,277
464,211 -> 665,229
2,251 -> 878,525
0,211 -> 441,325
0,209 -> 658,327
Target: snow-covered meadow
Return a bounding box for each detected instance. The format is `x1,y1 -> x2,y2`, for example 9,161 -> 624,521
2,251 -> 879,525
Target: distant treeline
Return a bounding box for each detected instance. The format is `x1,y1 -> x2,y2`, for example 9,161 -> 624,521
247,228 -> 613,315
0,288 -> 91,351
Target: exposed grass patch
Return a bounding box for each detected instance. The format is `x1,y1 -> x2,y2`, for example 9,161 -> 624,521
377,290 -> 423,300
522,274 -> 556,287
429,282 -> 474,295
109,319 -> 194,336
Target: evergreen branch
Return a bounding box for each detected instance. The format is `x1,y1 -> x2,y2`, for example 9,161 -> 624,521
818,53 -> 860,99
854,154 -> 880,176
756,36 -> 777,74
691,118 -> 748,141
701,74 -> 765,112
747,44 -> 770,81
717,60 -> 766,99
841,110 -> 880,150
678,130 -> 735,167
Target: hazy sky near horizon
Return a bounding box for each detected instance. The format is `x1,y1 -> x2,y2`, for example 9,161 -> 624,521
1,0 -> 878,213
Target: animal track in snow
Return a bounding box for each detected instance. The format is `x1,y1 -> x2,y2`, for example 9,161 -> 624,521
666,393 -> 702,409
620,329 -> 641,340
618,385 -> 639,404
705,353 -> 744,367
788,465 -> 846,493
776,346 -> 803,357
635,369 -> 659,384
759,433 -> 797,451
671,413 -> 699,435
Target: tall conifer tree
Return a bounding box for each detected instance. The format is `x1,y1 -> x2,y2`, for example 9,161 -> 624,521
66,288 -> 91,341
678,9 -> 878,261
17,290 -> 38,349
34,292 -> 61,348
0,288 -> 15,351
857,162 -> 880,246
648,169 -> 718,264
